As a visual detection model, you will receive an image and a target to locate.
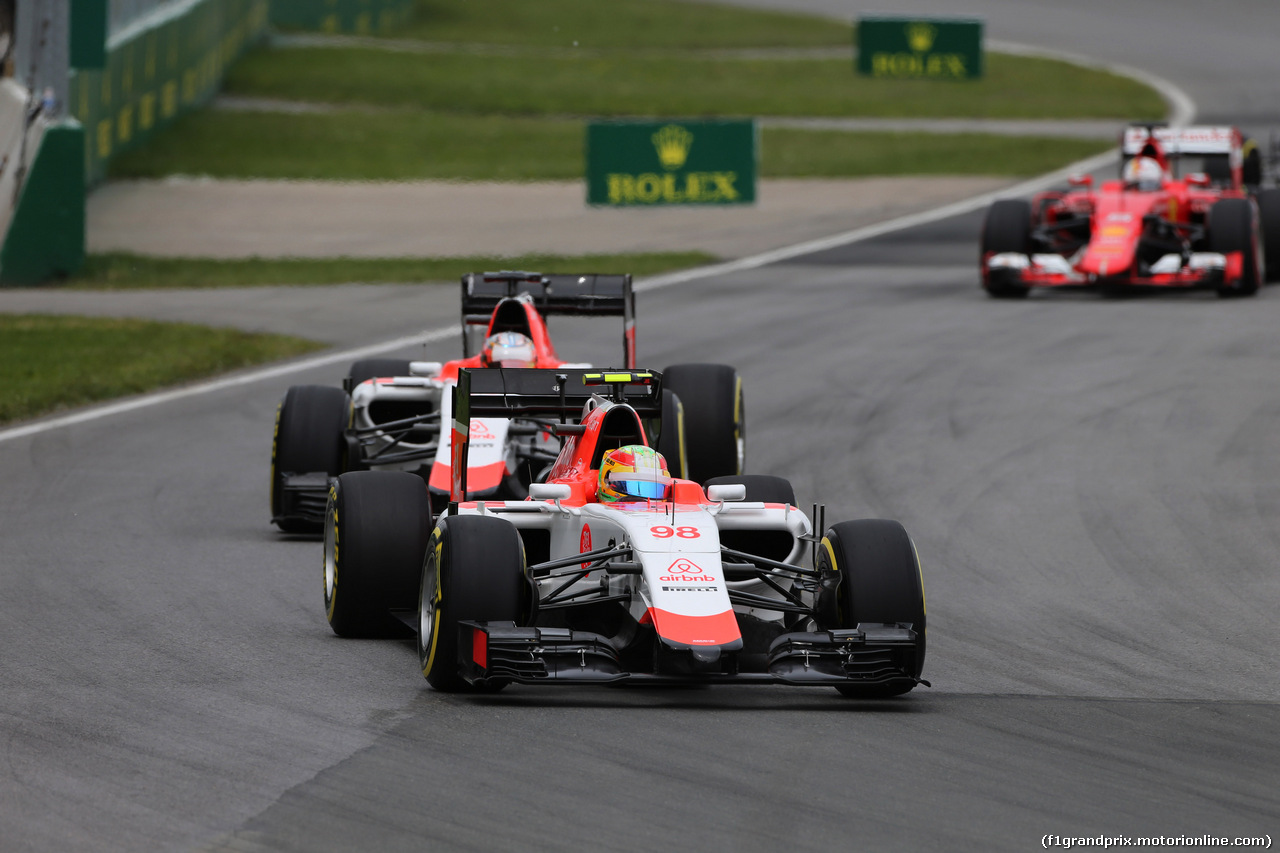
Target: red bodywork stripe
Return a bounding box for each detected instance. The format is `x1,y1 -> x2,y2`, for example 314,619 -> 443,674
648,608 -> 741,646
432,460 -> 507,493
472,626 -> 487,668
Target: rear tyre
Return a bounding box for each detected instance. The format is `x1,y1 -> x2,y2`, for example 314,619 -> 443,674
1254,189 -> 1280,283
418,515 -> 526,692
816,519 -> 926,698
655,389 -> 689,480
663,364 -> 744,484
271,384 -> 349,534
347,358 -> 414,389
1209,198 -> 1261,297
324,471 -> 432,638
704,474 -> 795,505
980,199 -> 1033,299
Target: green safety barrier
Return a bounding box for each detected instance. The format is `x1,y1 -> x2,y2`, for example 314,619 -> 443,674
69,0 -> 269,185
270,0 -> 415,35
856,16 -> 984,80
586,120 -> 758,207
0,120 -> 86,284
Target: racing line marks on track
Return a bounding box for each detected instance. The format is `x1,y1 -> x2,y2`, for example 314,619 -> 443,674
0,43 -> 1195,446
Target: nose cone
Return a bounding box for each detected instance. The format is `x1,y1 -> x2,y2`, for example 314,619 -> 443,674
1078,214 -> 1143,278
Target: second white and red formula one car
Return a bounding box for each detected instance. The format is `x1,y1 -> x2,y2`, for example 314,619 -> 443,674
322,369 -> 928,698
982,125 -> 1280,299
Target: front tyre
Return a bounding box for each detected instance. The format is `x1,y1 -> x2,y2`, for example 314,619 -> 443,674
980,199 -> 1033,299
817,519 -> 926,698
419,515 -> 527,692
324,471 -> 432,638
271,384 -> 349,533
1210,198 -> 1261,298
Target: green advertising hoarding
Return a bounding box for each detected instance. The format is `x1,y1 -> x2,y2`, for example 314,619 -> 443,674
586,119 -> 757,206
270,0 -> 415,35
857,16 -> 983,80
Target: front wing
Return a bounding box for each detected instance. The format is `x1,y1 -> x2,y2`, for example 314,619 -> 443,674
986,251 -> 1236,290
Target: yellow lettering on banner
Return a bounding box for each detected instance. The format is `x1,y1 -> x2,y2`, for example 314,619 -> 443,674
711,172 -> 739,201
871,51 -> 967,78
117,106 -> 133,143
182,70 -> 196,103
139,93 -> 155,130
635,174 -> 662,203
96,119 -> 112,158
161,81 -> 177,117
607,174 -> 634,204
322,14 -> 338,33
356,13 -> 372,35
661,173 -> 684,202
78,76 -> 89,121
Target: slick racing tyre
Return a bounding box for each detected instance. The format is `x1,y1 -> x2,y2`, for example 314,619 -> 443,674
980,199 -> 1033,299
346,358 -> 414,390
270,384 -> 349,534
324,471 -> 432,638
663,364 -> 744,485
1209,198 -> 1261,297
1254,189 -> 1280,283
655,389 -> 689,480
817,519 -> 926,698
419,515 -> 527,692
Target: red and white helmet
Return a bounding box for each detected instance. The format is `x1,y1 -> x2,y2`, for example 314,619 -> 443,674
481,332 -> 537,368
1123,156 -> 1165,191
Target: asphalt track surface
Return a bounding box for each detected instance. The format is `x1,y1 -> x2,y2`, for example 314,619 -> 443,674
4,4 -> 1280,853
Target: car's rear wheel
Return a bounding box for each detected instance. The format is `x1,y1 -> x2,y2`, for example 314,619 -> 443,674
980,199 -> 1033,299
347,358 -> 414,389
1209,198 -> 1261,297
324,471 -> 432,638
418,515 -> 527,692
663,364 -> 744,484
271,384 -> 349,533
1254,189 -> 1280,283
654,389 -> 689,480
816,519 -> 926,698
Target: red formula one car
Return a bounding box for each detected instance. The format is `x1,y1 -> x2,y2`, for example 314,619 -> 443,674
981,125 -> 1280,299
322,369 -> 928,697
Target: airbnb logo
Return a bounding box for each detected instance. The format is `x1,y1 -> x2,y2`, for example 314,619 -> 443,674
659,557 -> 715,582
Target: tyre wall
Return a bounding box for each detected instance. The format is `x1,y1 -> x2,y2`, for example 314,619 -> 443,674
270,0 -> 414,36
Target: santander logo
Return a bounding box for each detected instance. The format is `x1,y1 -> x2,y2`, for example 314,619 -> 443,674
660,557 -> 715,582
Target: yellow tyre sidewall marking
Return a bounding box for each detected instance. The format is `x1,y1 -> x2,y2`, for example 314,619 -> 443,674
422,535 -> 445,677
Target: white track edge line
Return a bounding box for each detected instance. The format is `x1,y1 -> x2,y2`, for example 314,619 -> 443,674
0,48 -> 1197,445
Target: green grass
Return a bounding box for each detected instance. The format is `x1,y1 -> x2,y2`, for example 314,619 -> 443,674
0,315 -> 323,424
392,0 -> 851,48
67,252 -> 719,289
224,47 -> 1164,121
109,108 -> 1114,182
763,130 -> 1113,178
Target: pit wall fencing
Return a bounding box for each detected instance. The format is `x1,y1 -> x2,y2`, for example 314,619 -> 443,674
269,0 -> 415,35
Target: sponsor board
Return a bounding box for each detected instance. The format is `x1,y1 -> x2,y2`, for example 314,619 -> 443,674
856,16 -> 983,80
586,119 -> 757,206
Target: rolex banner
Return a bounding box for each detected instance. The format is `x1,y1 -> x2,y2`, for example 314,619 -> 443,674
586,119 -> 758,206
856,16 -> 983,80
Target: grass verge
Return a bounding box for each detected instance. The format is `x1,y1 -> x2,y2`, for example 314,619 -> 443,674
67,252 -> 719,289
110,110 -> 1114,182
390,0 -> 850,48
0,315 -> 323,425
223,47 -> 1164,121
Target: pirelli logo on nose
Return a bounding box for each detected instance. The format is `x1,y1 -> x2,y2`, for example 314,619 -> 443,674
586,119 -> 758,206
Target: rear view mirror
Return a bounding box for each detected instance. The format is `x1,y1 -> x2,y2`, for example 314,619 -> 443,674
1186,172 -> 1210,187
706,484 -> 747,502
1068,173 -> 1093,187
530,483 -> 572,501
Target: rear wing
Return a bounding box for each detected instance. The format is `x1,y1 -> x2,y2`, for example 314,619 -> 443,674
447,368 -> 662,507
460,271 -> 636,368
1121,125 -> 1241,157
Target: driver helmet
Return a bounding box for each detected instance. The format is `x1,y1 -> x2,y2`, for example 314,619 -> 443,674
598,445 -> 673,503
1123,156 -> 1165,191
480,331 -> 537,368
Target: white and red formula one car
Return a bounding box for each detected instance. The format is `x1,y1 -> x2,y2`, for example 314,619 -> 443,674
270,271 -> 745,531
982,125 -> 1280,298
323,369 -> 928,698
